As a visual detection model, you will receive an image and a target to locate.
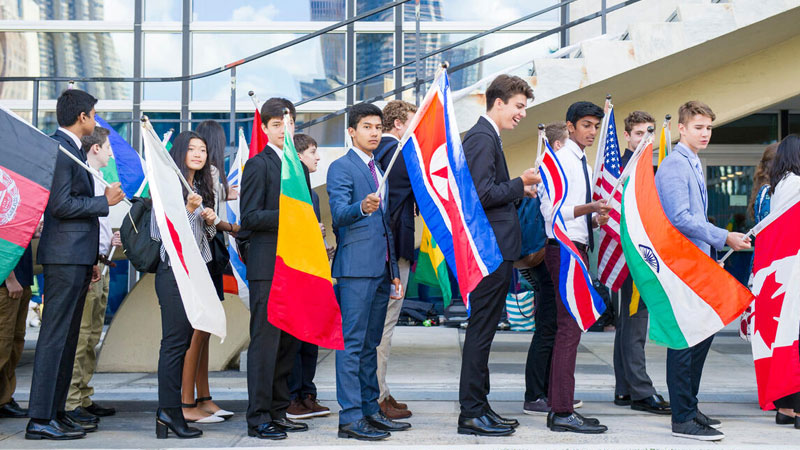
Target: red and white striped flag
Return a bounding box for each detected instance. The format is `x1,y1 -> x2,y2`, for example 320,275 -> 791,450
591,106 -> 628,292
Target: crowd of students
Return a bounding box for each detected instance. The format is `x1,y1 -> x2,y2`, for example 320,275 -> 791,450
0,73 -> 798,443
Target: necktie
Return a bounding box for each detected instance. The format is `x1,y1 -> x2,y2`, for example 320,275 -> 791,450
694,160 -> 708,211
368,159 -> 389,262
581,154 -> 594,251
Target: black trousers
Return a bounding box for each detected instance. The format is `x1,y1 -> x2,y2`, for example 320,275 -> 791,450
459,261 -> 513,417
520,263 -> 557,402
247,279 -> 299,428
289,341 -> 319,400
28,264 -> 92,420
666,335 -> 714,423
154,261 -> 194,408
613,276 -> 657,400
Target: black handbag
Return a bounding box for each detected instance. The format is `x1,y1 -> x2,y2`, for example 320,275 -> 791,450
208,231 -> 230,275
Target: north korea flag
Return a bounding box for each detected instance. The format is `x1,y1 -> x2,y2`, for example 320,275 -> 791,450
0,106 -> 59,281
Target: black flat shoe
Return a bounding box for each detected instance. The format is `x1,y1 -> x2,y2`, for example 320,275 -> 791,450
776,411 -> 795,425
457,414 -> 515,436
156,407 -> 202,439
66,406 -> 100,424
59,412 -> 98,433
338,418 -> 390,441
486,408 -> 519,428
794,415 -> 800,429
86,402 -> 116,417
631,394 -> 671,415
366,411 -> 411,431
25,419 -> 85,440
549,413 -> 607,434
273,417 -> 309,432
614,394 -> 631,406
247,422 -> 286,440
0,399 -> 28,418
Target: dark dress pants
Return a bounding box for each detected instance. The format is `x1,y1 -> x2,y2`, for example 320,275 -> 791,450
459,260 -> 513,417
521,263 -> 557,402
335,265 -> 391,424
289,341 -> 319,400
154,261 -> 194,408
666,334 -> 714,423
613,275 -> 657,400
28,264 -> 92,420
247,279 -> 299,428
545,244 -> 586,414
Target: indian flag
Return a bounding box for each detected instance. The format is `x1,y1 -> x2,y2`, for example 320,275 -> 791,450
415,220 -> 453,308
268,117 -> 344,350
620,142 -> 753,349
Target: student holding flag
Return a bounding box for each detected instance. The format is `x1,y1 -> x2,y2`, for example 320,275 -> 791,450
655,101 -> 751,440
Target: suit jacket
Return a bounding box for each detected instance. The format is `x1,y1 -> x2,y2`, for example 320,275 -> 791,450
37,130 -> 109,266
654,143 -> 727,256
375,135 -> 416,262
327,149 -> 399,279
461,117 -> 524,261
240,147 -> 281,281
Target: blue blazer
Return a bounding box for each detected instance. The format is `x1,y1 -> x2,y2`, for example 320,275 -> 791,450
654,143 -> 727,256
37,130 -> 109,265
327,149 -> 399,279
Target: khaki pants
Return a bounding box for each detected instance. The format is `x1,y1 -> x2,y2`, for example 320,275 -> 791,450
376,258 -> 411,402
66,265 -> 109,410
0,286 -> 32,405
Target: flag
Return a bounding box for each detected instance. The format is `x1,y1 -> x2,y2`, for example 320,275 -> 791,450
591,107 -> 628,292
657,120 -> 671,165
750,198 -> 800,410
249,108 -> 269,159
539,138 -> 606,331
400,70 -> 503,308
142,122 -> 226,339
268,119 -> 343,350
0,106 -> 59,281
620,142 -> 753,349
415,220 -> 453,308
224,128 -> 249,306
95,115 -> 148,198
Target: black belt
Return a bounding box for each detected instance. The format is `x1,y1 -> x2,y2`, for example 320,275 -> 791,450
547,238 -> 587,253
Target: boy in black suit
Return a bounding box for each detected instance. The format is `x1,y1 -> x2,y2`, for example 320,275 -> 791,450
26,89 -> 124,440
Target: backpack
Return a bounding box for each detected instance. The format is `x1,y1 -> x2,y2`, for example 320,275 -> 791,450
120,197 -> 161,273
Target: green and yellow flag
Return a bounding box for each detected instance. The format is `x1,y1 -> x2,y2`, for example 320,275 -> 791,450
415,220 -> 453,307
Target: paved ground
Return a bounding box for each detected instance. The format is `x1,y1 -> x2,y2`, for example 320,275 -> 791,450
1,324 -> 795,448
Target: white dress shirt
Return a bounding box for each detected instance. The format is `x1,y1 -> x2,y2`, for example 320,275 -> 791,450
94,179 -> 113,256
538,138 -> 592,244
352,147 -> 385,215
57,127 -> 82,151
480,113 -> 501,137
267,142 -> 284,160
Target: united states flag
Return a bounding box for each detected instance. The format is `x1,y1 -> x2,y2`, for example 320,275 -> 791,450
592,107 -> 628,292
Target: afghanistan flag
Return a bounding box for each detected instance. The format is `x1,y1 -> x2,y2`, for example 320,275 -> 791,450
268,118 -> 343,350
620,141 -> 753,349
0,106 -> 59,281
415,220 -> 453,308
95,115 -> 148,198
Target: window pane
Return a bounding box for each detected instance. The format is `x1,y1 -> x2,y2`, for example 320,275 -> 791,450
191,33 -> 345,102
98,112 -> 136,143
404,0 -> 559,23
144,112 -> 181,144
191,113 -> 253,152
790,114 -> 800,135
192,0 -> 315,21
144,33 -> 182,101
356,33 -> 393,100
357,0 -> 393,22
712,114 -> 778,145
5,0 -> 136,21
296,113 -> 345,148
145,0 -> 182,21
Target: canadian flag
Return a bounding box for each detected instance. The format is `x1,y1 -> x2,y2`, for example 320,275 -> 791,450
750,199 -> 800,410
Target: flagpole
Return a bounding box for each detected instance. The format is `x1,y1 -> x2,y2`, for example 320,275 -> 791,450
665,114 -> 672,155
140,116 -> 193,193
717,196 -> 799,264
534,123 -> 545,168
57,145 -> 132,207
101,246 -> 116,276
590,95 -> 612,191
161,128 -> 174,147
607,126 -> 654,198
248,91 -> 261,110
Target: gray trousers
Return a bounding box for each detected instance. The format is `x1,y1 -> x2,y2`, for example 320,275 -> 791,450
613,276 -> 657,400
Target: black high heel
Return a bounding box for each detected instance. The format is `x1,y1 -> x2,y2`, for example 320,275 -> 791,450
155,407 -> 202,439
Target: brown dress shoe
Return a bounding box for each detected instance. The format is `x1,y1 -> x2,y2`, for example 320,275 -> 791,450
387,395 -> 408,410
286,398 -> 314,420
302,394 -> 331,417
380,399 -> 412,419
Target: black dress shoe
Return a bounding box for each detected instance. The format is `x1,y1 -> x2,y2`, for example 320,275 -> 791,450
59,412 -> 98,433
457,414 -> 515,436
273,417 -> 309,432
614,394 -> 631,406
25,419 -> 85,440
366,411 -> 411,431
486,408 -> 519,428
776,411 -> 794,425
632,394 -> 671,415
247,422 -> 286,440
66,406 -> 100,424
574,412 -> 601,425
549,413 -> 607,434
156,407 -> 202,439
794,415 -> 800,429
86,402 -> 116,417
0,399 -> 28,418
338,418 -> 390,441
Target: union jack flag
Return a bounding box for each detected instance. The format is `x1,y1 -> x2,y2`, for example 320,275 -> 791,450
591,107 -> 628,292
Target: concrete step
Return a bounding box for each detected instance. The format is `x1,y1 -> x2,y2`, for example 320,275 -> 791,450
580,40 -> 637,85
530,58 -> 587,106
730,0 -> 800,27
627,22 -> 687,65
677,2 -> 737,46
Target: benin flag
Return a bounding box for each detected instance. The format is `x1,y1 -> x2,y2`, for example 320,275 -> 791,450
0,107 -> 59,280
268,120 -> 343,350
620,142 -> 753,349
415,220 -> 453,308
